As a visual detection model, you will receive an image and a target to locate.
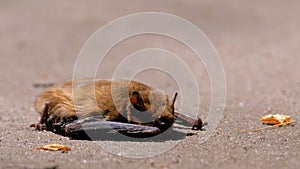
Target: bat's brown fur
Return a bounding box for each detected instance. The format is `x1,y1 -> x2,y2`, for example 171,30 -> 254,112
34,79 -> 176,129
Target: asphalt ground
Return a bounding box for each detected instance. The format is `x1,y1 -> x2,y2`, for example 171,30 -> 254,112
0,1 -> 300,169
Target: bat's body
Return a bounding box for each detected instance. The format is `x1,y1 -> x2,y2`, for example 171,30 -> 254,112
32,79 -> 202,139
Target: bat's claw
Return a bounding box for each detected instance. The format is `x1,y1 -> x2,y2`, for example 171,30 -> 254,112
192,118 -> 203,130
30,123 -> 46,131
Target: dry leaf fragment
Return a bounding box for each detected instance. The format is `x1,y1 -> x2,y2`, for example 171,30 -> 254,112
35,143 -> 71,151
240,114 -> 296,132
261,114 -> 290,125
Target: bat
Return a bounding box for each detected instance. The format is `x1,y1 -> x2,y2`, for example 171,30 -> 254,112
31,79 -> 203,140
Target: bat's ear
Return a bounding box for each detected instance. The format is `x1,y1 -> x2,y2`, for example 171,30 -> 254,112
171,92 -> 178,112
171,92 -> 178,106
130,91 -> 146,111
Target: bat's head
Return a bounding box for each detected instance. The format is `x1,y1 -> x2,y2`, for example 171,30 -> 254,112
151,92 -> 178,132
130,90 -> 177,132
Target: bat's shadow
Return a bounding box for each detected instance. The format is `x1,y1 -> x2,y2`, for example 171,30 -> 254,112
67,129 -> 193,142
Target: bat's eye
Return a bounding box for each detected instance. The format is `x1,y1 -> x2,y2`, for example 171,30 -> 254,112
130,97 -> 138,105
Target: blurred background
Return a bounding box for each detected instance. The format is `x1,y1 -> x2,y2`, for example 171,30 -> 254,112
1,0 -> 300,168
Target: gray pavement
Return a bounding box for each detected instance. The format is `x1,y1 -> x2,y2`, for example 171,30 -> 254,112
1,1 -> 300,168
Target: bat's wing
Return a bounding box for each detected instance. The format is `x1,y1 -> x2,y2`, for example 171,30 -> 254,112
63,117 -> 161,140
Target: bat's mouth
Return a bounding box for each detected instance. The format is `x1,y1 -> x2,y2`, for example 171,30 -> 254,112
150,116 -> 173,131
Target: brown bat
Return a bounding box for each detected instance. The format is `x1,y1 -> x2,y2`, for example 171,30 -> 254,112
31,79 -> 203,139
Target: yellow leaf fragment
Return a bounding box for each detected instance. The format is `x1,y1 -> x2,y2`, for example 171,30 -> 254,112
35,143 -> 71,151
239,114 -> 296,133
261,114 -> 290,125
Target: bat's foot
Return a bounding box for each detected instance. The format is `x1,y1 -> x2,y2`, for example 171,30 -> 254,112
30,102 -> 49,131
30,123 -> 46,131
